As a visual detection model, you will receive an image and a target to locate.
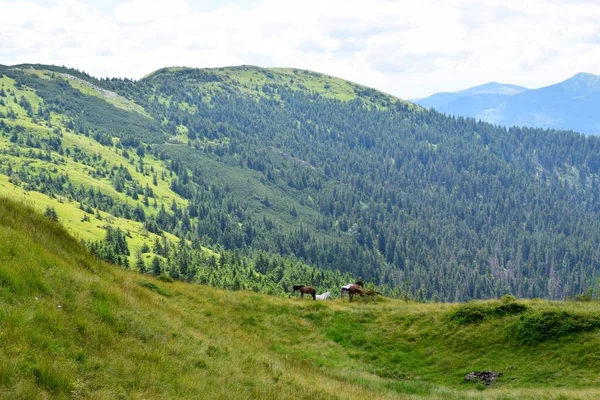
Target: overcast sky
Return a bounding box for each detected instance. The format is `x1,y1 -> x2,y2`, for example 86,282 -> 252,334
1,0 -> 599,99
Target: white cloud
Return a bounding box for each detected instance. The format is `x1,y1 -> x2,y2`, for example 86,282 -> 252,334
114,0 -> 190,24
0,0 -> 599,98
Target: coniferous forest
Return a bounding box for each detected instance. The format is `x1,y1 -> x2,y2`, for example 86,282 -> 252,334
2,64 -> 600,301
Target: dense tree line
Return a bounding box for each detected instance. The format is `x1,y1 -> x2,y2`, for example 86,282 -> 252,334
88,223 -> 372,298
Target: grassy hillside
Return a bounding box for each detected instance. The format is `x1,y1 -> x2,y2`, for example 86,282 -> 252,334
2,197 -> 600,399
146,65 -> 415,107
0,67 -> 186,259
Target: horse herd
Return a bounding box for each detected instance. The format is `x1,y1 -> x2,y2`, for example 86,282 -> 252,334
293,281 -> 379,301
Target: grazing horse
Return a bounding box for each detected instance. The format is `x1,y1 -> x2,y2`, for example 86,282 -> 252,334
293,285 -> 316,300
315,292 -> 332,300
348,284 -> 364,302
341,281 -> 364,298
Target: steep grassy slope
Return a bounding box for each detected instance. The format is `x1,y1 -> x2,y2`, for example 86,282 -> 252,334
0,68 -> 187,260
0,65 -> 369,286
2,197 -> 600,399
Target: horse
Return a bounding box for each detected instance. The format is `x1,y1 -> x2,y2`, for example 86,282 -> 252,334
340,281 -> 364,298
315,292 -> 331,300
293,285 -> 316,300
348,284 -> 364,302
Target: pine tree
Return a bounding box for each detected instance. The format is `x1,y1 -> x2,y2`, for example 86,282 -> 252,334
151,256 -> 162,276
44,206 -> 59,222
135,250 -> 146,273
140,242 -> 150,253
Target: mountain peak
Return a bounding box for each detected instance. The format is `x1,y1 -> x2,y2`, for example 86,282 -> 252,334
414,72 -> 600,134
552,72 -> 600,94
570,72 -> 598,80
564,72 -> 600,85
459,81 -> 529,96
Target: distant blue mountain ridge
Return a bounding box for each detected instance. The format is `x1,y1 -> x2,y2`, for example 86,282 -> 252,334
414,73 -> 600,135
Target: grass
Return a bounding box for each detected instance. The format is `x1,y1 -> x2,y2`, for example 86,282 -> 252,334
2,197 -> 600,399
0,74 -> 45,118
55,70 -> 149,116
0,76 -> 185,213
0,174 -> 179,262
0,71 -> 190,260
59,128 -> 186,209
151,64 -> 422,110
1,64 -> 409,266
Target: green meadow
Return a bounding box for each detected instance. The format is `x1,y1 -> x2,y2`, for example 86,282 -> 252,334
2,197 -> 600,399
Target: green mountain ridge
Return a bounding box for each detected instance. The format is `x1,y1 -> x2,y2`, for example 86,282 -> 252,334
2,63 -> 600,301
3,196 -> 600,399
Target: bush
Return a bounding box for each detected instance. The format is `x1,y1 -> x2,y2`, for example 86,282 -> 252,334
156,274 -> 174,283
510,311 -> 600,344
137,280 -> 171,297
450,302 -> 528,324
501,294 -> 517,304
450,304 -> 489,324
44,206 -> 59,222
571,288 -> 594,302
493,302 -> 529,316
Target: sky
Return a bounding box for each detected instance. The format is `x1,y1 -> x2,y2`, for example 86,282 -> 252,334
1,0 -> 600,99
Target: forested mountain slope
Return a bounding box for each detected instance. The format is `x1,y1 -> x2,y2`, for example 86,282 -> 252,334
2,64 -> 600,300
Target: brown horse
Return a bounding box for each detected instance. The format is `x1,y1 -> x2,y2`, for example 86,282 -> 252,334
293,285 -> 316,300
348,284 -> 364,302
341,281 -> 364,298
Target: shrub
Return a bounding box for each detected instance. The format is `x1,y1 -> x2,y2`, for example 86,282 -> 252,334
137,280 -> 171,297
156,274 -> 174,283
571,288 -> 594,302
44,206 -> 58,222
501,294 -> 517,304
450,304 -> 489,324
510,311 -> 600,344
493,302 -> 528,316
450,302 -> 528,324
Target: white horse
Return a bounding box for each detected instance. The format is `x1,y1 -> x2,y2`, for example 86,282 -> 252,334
315,292 -> 332,300
340,284 -> 352,297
